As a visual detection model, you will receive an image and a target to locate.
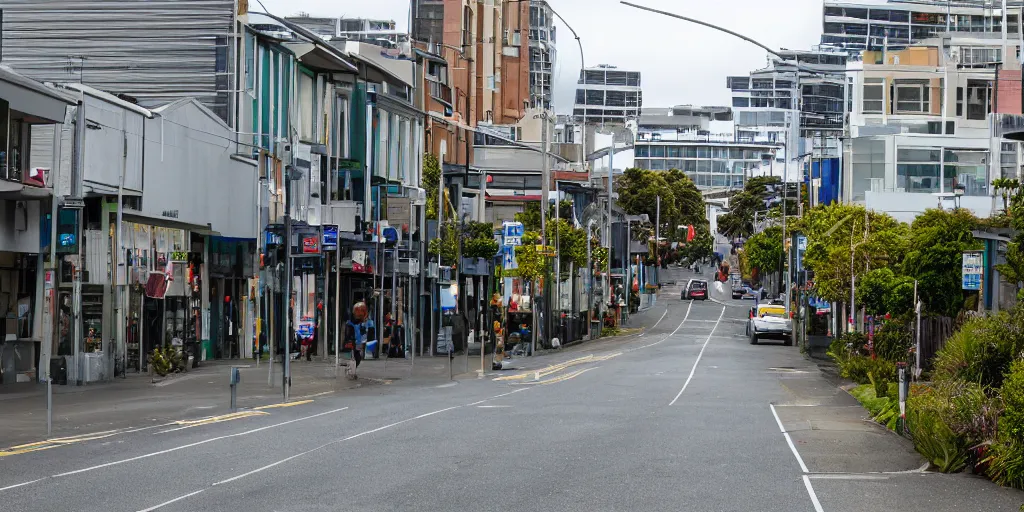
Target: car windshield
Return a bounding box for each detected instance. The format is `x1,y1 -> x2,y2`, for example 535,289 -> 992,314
690,281 -> 707,290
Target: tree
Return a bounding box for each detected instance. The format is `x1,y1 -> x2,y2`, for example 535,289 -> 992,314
616,168 -> 679,231
718,176 -> 783,239
423,153 -> 441,219
791,203 -> 908,304
901,208 -> 982,318
994,178 -> 1021,214
744,226 -> 784,276
664,169 -> 705,229
996,242 -> 1024,302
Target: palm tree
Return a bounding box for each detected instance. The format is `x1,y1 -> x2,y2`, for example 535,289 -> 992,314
994,178 -> 1011,213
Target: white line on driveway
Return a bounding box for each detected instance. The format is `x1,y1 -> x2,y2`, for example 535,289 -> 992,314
668,306 -> 725,406
802,475 -> 825,512
769,403 -> 810,473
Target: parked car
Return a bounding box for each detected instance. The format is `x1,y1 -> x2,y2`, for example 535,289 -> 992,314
746,303 -> 793,345
731,284 -> 747,299
683,279 -> 708,301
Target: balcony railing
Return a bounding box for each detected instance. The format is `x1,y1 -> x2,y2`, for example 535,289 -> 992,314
428,79 -> 453,106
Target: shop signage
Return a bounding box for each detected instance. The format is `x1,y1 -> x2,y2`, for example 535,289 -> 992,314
161,210 -> 179,219
962,251 -> 983,291
302,236 -> 320,254
170,251 -> 189,262
502,222 -> 524,246
322,225 -> 338,251
62,196 -> 85,209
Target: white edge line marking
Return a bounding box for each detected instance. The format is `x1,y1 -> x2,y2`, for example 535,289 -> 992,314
639,308 -> 669,337
0,478 -> 45,492
214,388 -> 532,488
770,403 -> 811,473
135,490 -> 205,512
807,474 -> 889,481
802,475 -> 825,512
668,306 -> 725,406
51,407 -> 349,478
631,300 -> 692,351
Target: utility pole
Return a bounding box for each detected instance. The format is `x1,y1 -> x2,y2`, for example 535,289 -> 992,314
283,159 -> 293,402
72,99 -> 85,386
539,111 -> 550,351
655,196 -> 661,266
606,141 -> 614,319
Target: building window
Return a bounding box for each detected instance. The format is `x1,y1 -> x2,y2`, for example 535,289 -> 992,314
956,87 -> 964,117
635,145 -> 649,157
944,149 -> 988,196
863,78 -> 884,113
893,79 -> 930,114
896,147 -> 941,193
965,80 -> 992,121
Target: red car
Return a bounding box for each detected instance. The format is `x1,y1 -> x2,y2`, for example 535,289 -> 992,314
682,279 -> 708,301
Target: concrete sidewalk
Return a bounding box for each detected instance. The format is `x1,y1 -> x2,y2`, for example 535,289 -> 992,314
778,350 -> 1024,510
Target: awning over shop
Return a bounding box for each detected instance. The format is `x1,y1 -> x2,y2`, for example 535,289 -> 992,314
0,65 -> 75,123
0,180 -> 51,200
122,208 -> 213,233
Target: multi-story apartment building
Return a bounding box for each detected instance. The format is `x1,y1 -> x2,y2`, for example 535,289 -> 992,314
0,0 -> 238,124
821,0 -> 1024,54
727,49 -> 848,181
573,64 -> 643,125
285,16 -> 409,49
844,41 -> 1016,221
528,0 -> 557,110
633,106 -> 778,189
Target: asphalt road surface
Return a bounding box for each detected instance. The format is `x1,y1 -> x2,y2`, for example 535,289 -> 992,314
2,268 -> 1022,511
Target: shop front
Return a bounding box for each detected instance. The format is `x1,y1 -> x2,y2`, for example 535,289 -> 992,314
207,237 -> 255,360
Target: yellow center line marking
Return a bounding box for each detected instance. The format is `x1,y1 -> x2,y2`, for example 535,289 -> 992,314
493,354 -> 600,381
511,366 -> 602,386
0,429 -> 129,457
253,399 -> 314,410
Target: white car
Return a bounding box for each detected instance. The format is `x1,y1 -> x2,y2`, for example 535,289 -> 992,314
746,303 -> 793,346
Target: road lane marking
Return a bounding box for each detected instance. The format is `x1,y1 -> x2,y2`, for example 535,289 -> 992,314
47,407 -> 349,479
253,399 -> 314,410
639,308 -> 669,336
157,411 -> 269,433
477,405 -> 511,408
493,354 -> 618,382
135,490 -> 206,512
802,475 -> 825,512
629,300 -> 692,351
1,429 -> 132,457
769,403 -> 810,473
511,366 -> 600,386
668,306 -> 725,406
0,478 -> 45,492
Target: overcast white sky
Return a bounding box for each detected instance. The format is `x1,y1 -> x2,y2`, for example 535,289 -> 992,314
256,0 -> 824,113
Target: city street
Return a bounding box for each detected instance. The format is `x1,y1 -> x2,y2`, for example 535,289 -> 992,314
1,270 -> 1022,512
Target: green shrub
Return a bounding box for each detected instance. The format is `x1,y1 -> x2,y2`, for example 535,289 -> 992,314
873,323 -> 912,363
839,355 -> 896,385
828,331 -> 868,360
151,348 -> 171,376
934,312 -> 1021,389
988,440 -> 1024,489
999,360 -> 1024,442
908,385 -> 970,473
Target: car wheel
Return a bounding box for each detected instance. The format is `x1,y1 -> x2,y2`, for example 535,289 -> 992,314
784,334 -> 793,346
749,332 -> 758,345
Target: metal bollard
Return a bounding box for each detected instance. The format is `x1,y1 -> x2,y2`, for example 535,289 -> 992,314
230,366 -> 241,412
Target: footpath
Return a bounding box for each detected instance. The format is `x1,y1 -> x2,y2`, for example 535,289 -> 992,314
0,279 -> 675,449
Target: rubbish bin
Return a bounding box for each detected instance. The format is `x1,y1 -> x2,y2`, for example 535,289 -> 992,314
49,357 -> 67,385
